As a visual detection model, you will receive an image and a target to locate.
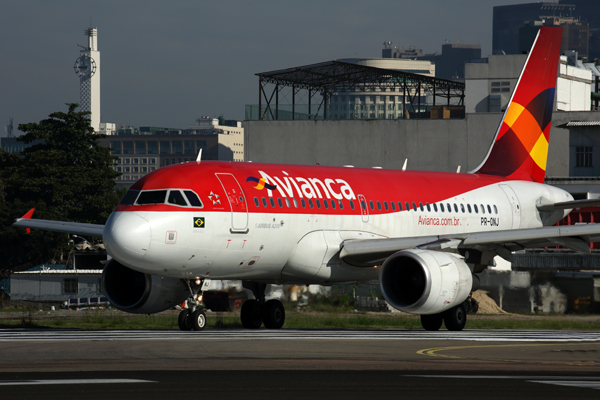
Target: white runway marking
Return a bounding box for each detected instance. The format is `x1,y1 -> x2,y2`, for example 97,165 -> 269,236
0,329 -> 598,342
529,380 -> 600,390
408,375 -> 600,391
0,379 -> 155,386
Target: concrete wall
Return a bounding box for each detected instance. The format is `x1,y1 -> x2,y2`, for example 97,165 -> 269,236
245,111 -> 596,177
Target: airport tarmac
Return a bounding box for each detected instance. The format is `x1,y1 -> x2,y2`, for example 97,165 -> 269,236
1,328 -> 599,398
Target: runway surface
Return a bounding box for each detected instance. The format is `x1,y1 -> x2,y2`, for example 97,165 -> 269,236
1,328 -> 599,398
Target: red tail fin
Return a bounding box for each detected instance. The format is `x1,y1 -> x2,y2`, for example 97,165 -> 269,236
472,27 -> 562,183
20,208 -> 35,234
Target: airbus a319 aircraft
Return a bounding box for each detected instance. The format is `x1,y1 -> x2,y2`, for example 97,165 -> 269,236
15,27 -> 600,331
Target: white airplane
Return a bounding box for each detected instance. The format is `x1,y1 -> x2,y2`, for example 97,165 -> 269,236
14,27 -> 600,331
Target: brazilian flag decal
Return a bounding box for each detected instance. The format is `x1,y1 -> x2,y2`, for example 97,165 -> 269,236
193,217 -> 205,228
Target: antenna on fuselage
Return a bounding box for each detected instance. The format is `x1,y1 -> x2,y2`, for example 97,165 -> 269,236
456,165 -> 461,173
196,148 -> 202,162
402,159 -> 407,171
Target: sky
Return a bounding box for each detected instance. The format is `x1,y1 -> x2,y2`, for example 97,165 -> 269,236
1,0 -> 544,135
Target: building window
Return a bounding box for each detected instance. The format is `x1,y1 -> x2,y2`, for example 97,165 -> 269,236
64,278 -> 78,294
147,141 -> 158,154
172,141 -> 183,154
184,141 -> 195,154
489,95 -> 502,113
123,141 -> 134,154
160,141 -> 170,154
576,146 -> 593,168
110,141 -> 121,155
135,141 -> 146,154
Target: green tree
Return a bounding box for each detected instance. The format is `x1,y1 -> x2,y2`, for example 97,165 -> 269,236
0,103 -> 121,276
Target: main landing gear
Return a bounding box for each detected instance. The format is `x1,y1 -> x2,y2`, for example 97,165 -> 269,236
241,281 -> 285,329
178,279 -> 207,331
420,296 -> 479,331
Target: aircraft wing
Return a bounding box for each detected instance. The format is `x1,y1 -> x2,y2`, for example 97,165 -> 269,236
340,223 -> 600,267
536,198 -> 600,211
13,211 -> 104,237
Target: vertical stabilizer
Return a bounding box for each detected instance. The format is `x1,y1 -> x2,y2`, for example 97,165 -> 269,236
472,27 -> 562,183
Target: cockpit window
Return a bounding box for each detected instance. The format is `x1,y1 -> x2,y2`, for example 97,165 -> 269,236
168,190 -> 188,206
136,190 -> 167,205
184,191 -> 203,207
119,190 -> 140,205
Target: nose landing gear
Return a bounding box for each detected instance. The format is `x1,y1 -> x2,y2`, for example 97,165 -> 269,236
241,281 -> 285,329
178,279 -> 206,331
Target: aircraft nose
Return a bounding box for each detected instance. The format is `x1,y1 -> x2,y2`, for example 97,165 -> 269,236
103,212 -> 152,265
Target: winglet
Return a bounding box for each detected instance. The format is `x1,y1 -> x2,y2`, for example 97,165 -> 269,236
20,208 -> 35,233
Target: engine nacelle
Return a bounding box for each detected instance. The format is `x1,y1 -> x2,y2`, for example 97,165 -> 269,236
102,259 -> 188,314
379,249 -> 476,315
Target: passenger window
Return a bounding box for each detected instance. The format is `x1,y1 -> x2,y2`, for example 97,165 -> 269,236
316,199 -> 321,209
487,205 -> 492,214
447,203 -> 451,212
467,204 -> 472,213
481,204 -> 485,214
494,205 -> 498,214
136,190 -> 167,205
330,200 -> 336,209
391,202 -> 396,211
293,198 -> 298,208
277,198 -> 283,208
474,204 -> 478,213
270,198 -> 275,207
323,199 -> 328,209
120,190 -> 140,205
301,199 -> 306,208
254,197 -> 259,207
440,203 -> 444,212
348,200 -> 353,210
460,204 -> 465,213
262,197 -> 267,207
308,199 -> 314,209
412,202 -> 417,211
369,201 -> 374,210
419,202 -> 424,212
168,190 -> 188,206
454,204 -> 458,213
377,201 -> 381,211
433,203 -> 438,212
360,200 -> 366,210
426,203 -> 431,212
338,200 -> 344,209
285,198 -> 290,208
384,201 -> 389,211
398,202 -> 403,211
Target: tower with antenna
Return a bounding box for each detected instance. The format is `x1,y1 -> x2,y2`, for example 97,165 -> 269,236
73,25 -> 100,131
5,118 -> 13,138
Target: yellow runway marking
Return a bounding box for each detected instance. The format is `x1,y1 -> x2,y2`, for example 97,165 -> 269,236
417,342 -> 600,366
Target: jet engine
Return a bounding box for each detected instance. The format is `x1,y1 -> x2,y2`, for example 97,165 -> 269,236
102,259 -> 188,314
379,249 -> 478,315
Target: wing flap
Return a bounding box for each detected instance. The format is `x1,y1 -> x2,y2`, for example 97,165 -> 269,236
340,224 -> 600,266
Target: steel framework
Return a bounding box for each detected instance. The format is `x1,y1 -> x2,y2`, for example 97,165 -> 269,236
256,61 -> 465,120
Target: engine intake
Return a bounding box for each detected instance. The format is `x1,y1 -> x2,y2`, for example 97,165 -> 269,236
379,249 -> 475,315
102,259 -> 188,314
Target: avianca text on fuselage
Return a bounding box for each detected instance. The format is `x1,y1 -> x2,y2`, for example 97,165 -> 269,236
257,170 -> 356,200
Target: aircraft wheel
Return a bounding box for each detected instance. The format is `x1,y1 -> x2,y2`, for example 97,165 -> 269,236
420,314 -> 443,331
444,305 -> 467,331
262,299 -> 285,329
178,309 -> 193,331
191,309 -> 207,331
241,299 -> 262,329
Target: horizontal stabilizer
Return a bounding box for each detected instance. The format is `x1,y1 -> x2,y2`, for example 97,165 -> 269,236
536,198 -> 600,211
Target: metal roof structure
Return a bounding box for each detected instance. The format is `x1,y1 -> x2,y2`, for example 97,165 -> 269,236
255,60 -> 465,120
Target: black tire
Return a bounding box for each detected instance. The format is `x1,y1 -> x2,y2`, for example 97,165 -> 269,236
420,314 -> 443,331
240,299 -> 262,329
178,309 -> 193,331
262,299 -> 285,329
191,309 -> 207,331
444,305 -> 467,331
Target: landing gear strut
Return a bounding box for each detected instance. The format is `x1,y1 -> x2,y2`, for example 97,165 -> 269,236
178,279 -> 206,331
241,281 -> 285,329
